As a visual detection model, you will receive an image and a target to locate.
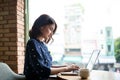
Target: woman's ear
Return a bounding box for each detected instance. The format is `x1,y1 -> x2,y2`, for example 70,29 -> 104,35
40,27 -> 43,29
40,27 -> 44,30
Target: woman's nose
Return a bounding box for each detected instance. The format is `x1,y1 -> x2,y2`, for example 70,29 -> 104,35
49,32 -> 53,37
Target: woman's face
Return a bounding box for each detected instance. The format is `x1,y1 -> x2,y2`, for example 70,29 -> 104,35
40,24 -> 55,40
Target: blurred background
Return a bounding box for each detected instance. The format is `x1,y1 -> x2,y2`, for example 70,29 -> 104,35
29,0 -> 120,72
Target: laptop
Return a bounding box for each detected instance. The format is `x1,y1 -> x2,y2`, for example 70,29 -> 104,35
60,49 -> 100,76
85,49 -> 101,71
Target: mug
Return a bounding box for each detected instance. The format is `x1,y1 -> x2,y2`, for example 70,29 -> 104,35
78,68 -> 90,79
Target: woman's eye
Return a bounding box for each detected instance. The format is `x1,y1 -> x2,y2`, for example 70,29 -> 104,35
50,27 -> 53,31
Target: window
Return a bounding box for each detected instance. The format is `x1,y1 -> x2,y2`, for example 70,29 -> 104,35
107,45 -> 111,52
29,0 -> 120,72
107,30 -> 111,37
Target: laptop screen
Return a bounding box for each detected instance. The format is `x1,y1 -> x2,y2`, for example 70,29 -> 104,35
86,50 -> 100,71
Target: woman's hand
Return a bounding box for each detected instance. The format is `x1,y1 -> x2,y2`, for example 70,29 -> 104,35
66,64 -> 80,72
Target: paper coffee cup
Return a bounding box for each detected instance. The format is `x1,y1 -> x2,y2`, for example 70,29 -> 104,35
78,68 -> 90,79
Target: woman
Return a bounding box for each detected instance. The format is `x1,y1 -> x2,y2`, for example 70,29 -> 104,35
24,14 -> 80,80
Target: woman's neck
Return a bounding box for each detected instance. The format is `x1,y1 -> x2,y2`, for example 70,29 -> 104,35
37,37 -> 45,42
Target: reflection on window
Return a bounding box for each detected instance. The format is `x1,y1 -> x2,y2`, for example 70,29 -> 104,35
29,0 -> 120,73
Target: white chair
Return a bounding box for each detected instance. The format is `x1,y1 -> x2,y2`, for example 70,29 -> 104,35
0,62 -> 26,80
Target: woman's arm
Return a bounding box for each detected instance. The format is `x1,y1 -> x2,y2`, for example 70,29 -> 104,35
52,65 -> 67,68
50,64 -> 80,75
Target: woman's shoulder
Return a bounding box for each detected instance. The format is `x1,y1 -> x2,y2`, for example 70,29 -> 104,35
27,39 -> 38,45
27,38 -> 43,46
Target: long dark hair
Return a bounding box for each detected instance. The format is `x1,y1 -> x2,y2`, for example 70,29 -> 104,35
29,14 -> 57,43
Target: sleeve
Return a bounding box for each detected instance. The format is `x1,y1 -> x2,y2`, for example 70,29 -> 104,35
27,40 -> 51,78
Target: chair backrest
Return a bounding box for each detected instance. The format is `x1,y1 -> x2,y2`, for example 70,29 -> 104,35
0,62 -> 26,80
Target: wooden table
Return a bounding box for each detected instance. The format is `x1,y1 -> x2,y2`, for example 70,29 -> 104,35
57,70 -> 120,80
